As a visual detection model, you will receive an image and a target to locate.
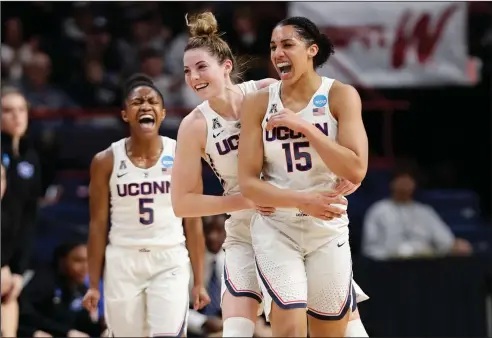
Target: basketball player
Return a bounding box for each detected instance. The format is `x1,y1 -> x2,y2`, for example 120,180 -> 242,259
82,74 -> 209,337
172,11 -> 369,337
238,16 -> 369,337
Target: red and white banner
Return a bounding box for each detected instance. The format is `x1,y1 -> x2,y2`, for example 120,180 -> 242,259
288,2 -> 471,87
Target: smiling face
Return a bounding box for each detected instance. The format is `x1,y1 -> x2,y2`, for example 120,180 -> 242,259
121,86 -> 165,138
183,48 -> 233,101
270,24 -> 319,83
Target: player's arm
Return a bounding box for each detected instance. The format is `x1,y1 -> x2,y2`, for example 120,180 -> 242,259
171,111 -> 251,217
183,216 -> 205,287
299,82 -> 368,184
238,90 -> 309,208
87,148 -> 112,289
255,78 -> 277,89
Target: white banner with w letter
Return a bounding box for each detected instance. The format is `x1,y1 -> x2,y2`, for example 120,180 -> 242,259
288,2 -> 472,87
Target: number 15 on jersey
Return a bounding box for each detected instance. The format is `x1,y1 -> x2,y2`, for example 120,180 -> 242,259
282,141 -> 312,173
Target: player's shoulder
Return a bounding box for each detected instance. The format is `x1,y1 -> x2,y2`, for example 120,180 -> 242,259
329,80 -> 360,101
177,108 -> 207,149
255,78 -> 278,90
180,107 -> 207,133
91,146 -> 114,174
239,78 -> 277,92
244,86 -> 270,103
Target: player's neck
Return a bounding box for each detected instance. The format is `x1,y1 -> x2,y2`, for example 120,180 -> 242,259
281,71 -> 322,103
127,136 -> 162,158
208,84 -> 243,120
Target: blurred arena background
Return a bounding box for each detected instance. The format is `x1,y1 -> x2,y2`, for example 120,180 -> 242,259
1,1 -> 491,337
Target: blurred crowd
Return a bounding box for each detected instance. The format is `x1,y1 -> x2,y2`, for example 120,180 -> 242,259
1,1 -> 491,337
1,2 -> 284,113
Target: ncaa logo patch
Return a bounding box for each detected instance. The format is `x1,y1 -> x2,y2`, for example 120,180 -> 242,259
161,155 -> 174,169
313,95 -> 327,108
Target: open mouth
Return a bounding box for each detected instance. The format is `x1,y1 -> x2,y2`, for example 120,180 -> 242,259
194,83 -> 209,91
277,62 -> 292,76
138,114 -> 155,131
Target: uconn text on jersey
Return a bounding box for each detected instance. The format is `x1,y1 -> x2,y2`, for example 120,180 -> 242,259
265,122 -> 328,142
116,180 -> 171,197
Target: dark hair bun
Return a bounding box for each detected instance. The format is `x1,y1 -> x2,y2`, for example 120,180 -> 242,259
314,33 -> 334,69
186,11 -> 219,38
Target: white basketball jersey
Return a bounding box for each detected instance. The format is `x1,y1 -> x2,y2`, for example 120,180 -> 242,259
262,77 -> 349,231
199,80 -> 258,220
108,136 -> 185,247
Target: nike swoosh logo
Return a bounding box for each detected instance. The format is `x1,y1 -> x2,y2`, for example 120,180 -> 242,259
337,242 -> 346,247
117,173 -> 128,178
213,130 -> 224,138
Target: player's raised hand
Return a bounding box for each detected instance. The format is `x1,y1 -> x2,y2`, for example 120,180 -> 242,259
192,285 -> 210,310
266,108 -> 307,133
82,288 -> 100,313
299,192 -> 347,221
332,178 -> 361,197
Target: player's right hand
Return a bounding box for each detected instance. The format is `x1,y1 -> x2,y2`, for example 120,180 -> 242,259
299,193 -> 347,221
82,287 -> 100,313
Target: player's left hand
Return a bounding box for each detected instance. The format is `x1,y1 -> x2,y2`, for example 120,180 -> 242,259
192,285 -> 210,310
266,108 -> 308,133
332,178 -> 361,197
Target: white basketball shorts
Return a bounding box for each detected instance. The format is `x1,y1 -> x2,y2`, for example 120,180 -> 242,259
103,243 -> 190,337
251,213 -> 353,321
221,216 -> 263,315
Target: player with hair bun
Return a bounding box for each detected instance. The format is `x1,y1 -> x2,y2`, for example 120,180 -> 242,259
171,11 -> 278,337
171,10 -> 364,337
83,74 -> 209,337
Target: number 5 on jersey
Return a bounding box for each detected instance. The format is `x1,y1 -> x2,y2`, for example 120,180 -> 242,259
139,198 -> 154,225
282,141 -> 312,173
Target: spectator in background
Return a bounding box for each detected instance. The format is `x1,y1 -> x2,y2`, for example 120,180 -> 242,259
69,58 -> 121,108
140,47 -> 183,108
230,6 -> 270,80
116,11 -> 166,76
187,215 -> 272,337
62,2 -> 93,44
1,164 -> 20,338
85,16 -> 122,74
1,17 -> 36,82
1,89 -> 43,338
362,168 -> 473,260
18,240 -> 104,337
15,52 -> 78,110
